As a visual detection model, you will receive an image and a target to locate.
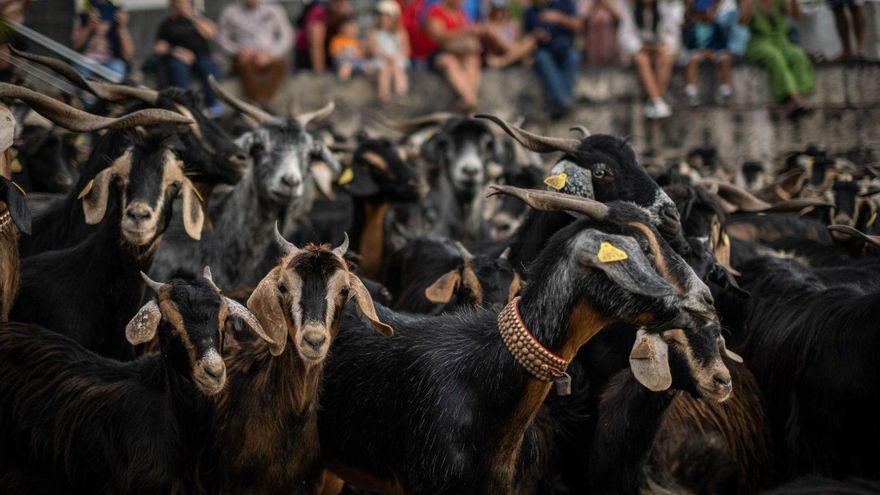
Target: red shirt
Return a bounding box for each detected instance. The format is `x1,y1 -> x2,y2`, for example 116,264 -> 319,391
295,4 -> 326,52
423,3 -> 467,54
400,0 -> 434,61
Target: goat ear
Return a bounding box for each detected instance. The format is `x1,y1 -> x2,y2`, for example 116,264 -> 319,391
629,329 -> 672,392
0,177 -> 32,235
247,267 -> 289,356
576,232 -> 678,298
341,163 -> 379,198
126,300 -> 162,345
79,165 -> 118,225
179,181 -> 205,240
311,162 -> 336,200
224,297 -> 277,346
711,221 -> 740,276
348,272 -> 393,336
425,270 -> 461,304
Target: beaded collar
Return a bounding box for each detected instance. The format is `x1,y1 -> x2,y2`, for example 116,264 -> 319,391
498,296 -> 571,395
0,209 -> 10,232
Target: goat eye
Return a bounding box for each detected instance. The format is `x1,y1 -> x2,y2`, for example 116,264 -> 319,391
593,165 -> 608,179
340,287 -> 350,298
277,283 -> 288,294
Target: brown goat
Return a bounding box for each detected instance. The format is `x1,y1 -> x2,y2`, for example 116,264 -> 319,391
0,102 -> 24,321
199,229 -> 392,495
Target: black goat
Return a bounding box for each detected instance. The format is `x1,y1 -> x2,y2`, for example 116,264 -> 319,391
319,186 -> 731,494
11,130 -> 204,359
0,269 -> 268,494
1,173 -> 30,322
199,232 -> 391,495
11,122 -> 79,193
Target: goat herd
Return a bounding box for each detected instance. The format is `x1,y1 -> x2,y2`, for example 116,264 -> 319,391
0,49 -> 877,495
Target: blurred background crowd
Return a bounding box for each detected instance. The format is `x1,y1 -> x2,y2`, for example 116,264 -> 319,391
0,0 -> 877,121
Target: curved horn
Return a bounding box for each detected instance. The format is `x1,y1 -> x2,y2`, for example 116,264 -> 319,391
224,297 -> 276,345
828,224 -> 880,248
487,185 -> 609,220
476,114 -> 580,155
699,180 -> 772,212
202,266 -> 219,290
333,232 -> 349,258
208,75 -> 277,125
569,126 -> 591,137
0,83 -> 192,131
140,271 -> 165,294
454,241 -> 474,265
296,101 -> 335,127
10,48 -> 158,103
381,112 -> 458,133
273,221 -> 300,256
499,246 -> 511,261
764,198 -> 835,213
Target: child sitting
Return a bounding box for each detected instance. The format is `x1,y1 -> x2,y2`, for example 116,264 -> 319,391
683,0 -> 732,105
366,0 -> 410,102
329,16 -> 372,80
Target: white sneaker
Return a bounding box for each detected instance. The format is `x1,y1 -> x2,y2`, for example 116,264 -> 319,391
644,101 -> 659,119
685,85 -> 699,107
654,98 -> 672,119
717,84 -> 732,104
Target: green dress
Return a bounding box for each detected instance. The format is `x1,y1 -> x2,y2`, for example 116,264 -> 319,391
745,0 -> 815,102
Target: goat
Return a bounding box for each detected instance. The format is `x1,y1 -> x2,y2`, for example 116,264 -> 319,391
0,269 -> 269,494
11,119 -> 79,193
318,186 -> 733,494
387,237 -> 519,314
198,231 -> 391,495
736,255 -> 880,481
0,102 -> 30,321
11,129 -> 205,360
149,77 -> 338,289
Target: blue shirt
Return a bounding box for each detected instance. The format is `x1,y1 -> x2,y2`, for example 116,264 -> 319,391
524,0 -> 577,50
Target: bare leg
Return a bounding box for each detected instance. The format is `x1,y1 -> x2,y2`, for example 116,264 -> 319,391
378,60 -> 392,102
718,53 -> 732,86
464,53 -> 481,106
633,50 -> 661,100
850,4 -> 866,55
832,5 -> 852,58
685,54 -> 699,86
393,62 -> 408,95
655,46 -> 675,97
489,35 -> 537,67
338,63 -> 353,81
259,59 -> 288,104
436,53 -> 477,108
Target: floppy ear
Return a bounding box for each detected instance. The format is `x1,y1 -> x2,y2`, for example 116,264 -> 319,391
425,270 -> 461,304
79,165 -> 119,225
711,220 -> 740,276
720,336 -> 743,363
126,300 -> 162,345
247,267 -> 289,356
0,177 -> 32,235
312,140 -> 342,173
507,273 -> 522,302
348,272 -> 393,336
224,297 -> 276,346
341,163 -> 379,197
179,180 -> 205,240
576,231 -> 678,298
311,161 -> 336,199
629,329 -> 672,392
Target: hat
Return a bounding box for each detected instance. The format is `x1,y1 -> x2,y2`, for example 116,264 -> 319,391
376,0 -> 400,16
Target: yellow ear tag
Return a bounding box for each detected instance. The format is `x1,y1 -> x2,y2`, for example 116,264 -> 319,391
11,181 -> 26,196
544,172 -> 567,191
722,232 -> 730,247
598,242 -> 628,263
868,211 -> 877,227
10,157 -> 22,173
337,168 -> 354,186
191,186 -> 205,204
77,179 -> 95,200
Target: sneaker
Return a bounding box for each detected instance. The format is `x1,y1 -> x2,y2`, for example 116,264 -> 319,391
654,98 -> 672,119
644,101 -> 659,119
717,84 -> 732,104
685,84 -> 699,107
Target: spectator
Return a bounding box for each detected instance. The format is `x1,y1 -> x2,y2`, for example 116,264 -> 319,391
524,0 -> 581,119
741,0 -> 814,118
218,0 -> 293,107
367,0 -> 410,102
682,0 -> 733,106
485,0 -> 537,68
618,0 -> 684,119
294,0 -> 353,73
0,0 -> 31,84
424,0 -> 484,22
71,0 -> 133,79
425,0 -> 483,111
329,16 -> 373,80
153,0 -> 223,116
829,0 -> 865,60
400,0 -> 436,67
579,0 -> 623,66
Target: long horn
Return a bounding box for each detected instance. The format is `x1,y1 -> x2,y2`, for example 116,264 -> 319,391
10,48 -> 159,103
453,241 -> 475,265
488,185 -> 609,220
140,271 -> 165,293
296,101 -> 335,127
476,114 -> 580,155
381,112 -> 458,133
208,75 -> 276,125
273,221 -> 300,256
698,180 -> 772,212
333,232 -> 349,258
569,126 -> 591,137
0,83 -> 192,131
764,198 -> 835,213
828,224 -> 880,247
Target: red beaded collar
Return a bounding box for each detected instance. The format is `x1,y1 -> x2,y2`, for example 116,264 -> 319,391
0,209 -> 11,231
497,297 -> 571,395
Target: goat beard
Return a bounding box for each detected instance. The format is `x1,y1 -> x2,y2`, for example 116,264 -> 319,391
0,219 -> 19,321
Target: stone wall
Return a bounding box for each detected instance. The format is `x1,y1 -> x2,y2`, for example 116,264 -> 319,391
254,63 -> 880,169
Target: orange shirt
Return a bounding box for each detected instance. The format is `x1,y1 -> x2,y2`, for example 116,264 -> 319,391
329,35 -> 363,60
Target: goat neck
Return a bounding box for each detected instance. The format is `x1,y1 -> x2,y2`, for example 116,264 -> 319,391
351,199 -> 389,280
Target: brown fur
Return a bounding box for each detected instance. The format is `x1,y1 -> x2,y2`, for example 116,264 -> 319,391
0,211 -> 18,322
358,201 -> 389,279
628,221 -> 685,295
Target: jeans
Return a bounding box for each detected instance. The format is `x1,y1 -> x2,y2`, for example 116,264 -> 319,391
533,45 -> 581,109
74,57 -> 128,80
165,55 -> 220,107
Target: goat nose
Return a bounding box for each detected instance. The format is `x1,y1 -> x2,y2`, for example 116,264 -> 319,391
303,332 -> 327,349
463,167 -> 479,177
712,372 -> 732,391
233,152 -> 249,163
204,360 -> 225,380
281,175 -> 301,188
125,207 -> 151,221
